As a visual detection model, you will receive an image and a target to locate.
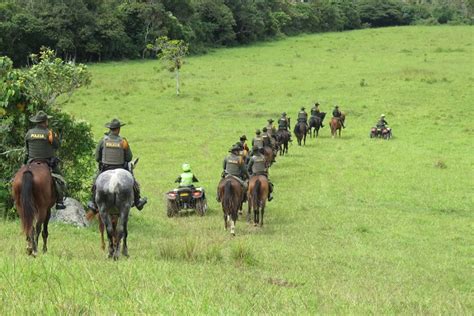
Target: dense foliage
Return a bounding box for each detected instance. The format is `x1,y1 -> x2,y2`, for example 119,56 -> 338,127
1,0 -> 472,65
0,49 -> 94,218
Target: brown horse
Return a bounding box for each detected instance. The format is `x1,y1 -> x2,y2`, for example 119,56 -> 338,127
12,161 -> 56,256
247,175 -> 269,227
276,129 -> 289,156
218,176 -> 244,236
330,113 -> 345,138
293,121 -> 307,146
263,146 -> 274,168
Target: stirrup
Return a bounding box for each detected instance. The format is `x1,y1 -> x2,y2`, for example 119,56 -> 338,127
56,202 -> 66,210
87,201 -> 97,212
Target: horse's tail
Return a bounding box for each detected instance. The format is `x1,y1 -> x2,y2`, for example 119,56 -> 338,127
223,180 -> 235,213
20,170 -> 36,235
253,179 -> 261,209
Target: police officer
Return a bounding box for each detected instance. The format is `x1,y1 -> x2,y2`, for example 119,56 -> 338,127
333,105 -> 345,128
278,112 -> 292,142
175,163 -> 199,188
88,118 -> 147,211
217,144 -> 249,202
261,127 -> 271,147
311,102 -> 324,128
266,119 -> 276,137
247,146 -> 273,201
297,106 -> 309,128
25,110 -> 66,209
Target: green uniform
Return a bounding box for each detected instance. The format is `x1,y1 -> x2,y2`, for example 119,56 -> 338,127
311,106 -> 320,117
95,133 -> 132,168
376,119 -> 388,129
297,111 -> 308,123
278,117 -> 289,130
223,153 -> 248,179
25,125 -> 65,204
252,136 -> 264,149
247,153 -> 267,175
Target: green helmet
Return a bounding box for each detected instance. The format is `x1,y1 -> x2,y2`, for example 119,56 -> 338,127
182,163 -> 191,172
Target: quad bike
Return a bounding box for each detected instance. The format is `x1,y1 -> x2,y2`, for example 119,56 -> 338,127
370,126 -> 392,140
166,186 -> 208,217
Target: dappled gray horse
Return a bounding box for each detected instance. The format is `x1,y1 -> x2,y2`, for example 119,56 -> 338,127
95,168 -> 134,260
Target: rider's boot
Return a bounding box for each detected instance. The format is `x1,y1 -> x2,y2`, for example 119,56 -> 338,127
133,181 -> 147,211
87,185 -> 97,212
53,179 -> 66,210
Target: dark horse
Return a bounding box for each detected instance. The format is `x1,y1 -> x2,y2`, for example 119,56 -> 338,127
95,168 -> 134,260
294,121 -> 308,146
247,175 -> 269,227
218,176 -> 244,236
12,161 -> 55,256
263,146 -> 274,168
309,112 -> 326,138
330,113 -> 345,138
276,129 -> 289,156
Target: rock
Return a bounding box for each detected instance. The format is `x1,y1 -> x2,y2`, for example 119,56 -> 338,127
51,197 -> 89,227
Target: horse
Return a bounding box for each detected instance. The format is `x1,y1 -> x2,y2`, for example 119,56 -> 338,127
276,129 -> 289,156
247,175 -> 269,227
12,161 -> 56,257
330,113 -> 345,138
309,112 -> 326,138
218,176 -> 244,236
294,121 -> 308,146
95,168 -> 135,260
263,146 -> 274,167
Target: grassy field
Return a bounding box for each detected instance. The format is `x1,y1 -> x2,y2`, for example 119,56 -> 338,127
1,25 -> 473,314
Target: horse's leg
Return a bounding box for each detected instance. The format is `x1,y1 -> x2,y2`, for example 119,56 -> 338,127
247,196 -> 252,223
223,210 -> 228,231
230,210 -> 237,236
33,220 -> 41,257
114,207 -> 129,260
260,201 -> 266,227
254,203 -> 259,227
99,216 -> 105,251
122,212 -> 129,258
42,209 -> 51,253
100,211 -> 114,258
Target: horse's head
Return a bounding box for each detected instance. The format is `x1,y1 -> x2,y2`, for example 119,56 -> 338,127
127,158 -> 139,172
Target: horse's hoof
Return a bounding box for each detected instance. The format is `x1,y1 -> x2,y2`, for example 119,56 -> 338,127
31,251 -> 37,258
254,223 -> 258,227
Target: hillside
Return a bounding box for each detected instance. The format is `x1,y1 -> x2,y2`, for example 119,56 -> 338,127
1,25 -> 473,314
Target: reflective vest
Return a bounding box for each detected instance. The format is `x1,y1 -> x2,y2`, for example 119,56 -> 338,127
250,155 -> 266,174
180,171 -> 194,186
262,134 -> 270,146
252,136 -> 263,148
225,154 -> 242,176
102,135 -> 125,165
298,111 -> 307,121
26,127 -> 55,159
278,118 -> 288,129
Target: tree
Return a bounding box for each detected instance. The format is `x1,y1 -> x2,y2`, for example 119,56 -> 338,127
1,48 -> 94,218
150,36 -> 189,96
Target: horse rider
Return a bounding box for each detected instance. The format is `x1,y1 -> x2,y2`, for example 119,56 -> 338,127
278,112 -> 292,142
332,105 -> 345,129
25,110 -> 66,209
297,106 -> 309,129
266,119 -> 277,137
249,129 -> 264,157
175,163 -> 199,188
238,135 -> 250,162
311,102 -> 324,128
87,118 -> 147,211
217,144 -> 249,202
247,146 -> 274,201
376,114 -> 388,129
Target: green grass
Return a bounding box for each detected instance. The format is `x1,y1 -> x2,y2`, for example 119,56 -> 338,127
1,25 -> 473,314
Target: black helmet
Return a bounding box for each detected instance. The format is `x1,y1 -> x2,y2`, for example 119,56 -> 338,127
262,127 -> 268,132
301,107 -> 305,111
256,129 -> 261,135
240,135 -> 247,141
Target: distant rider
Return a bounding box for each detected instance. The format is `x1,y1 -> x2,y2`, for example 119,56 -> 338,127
332,105 -> 345,129
247,146 -> 274,201
311,102 -> 324,128
175,163 -> 199,188
88,118 -> 147,211
25,111 -> 66,209
217,144 -> 249,202
278,112 -> 292,142
297,106 -> 309,129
